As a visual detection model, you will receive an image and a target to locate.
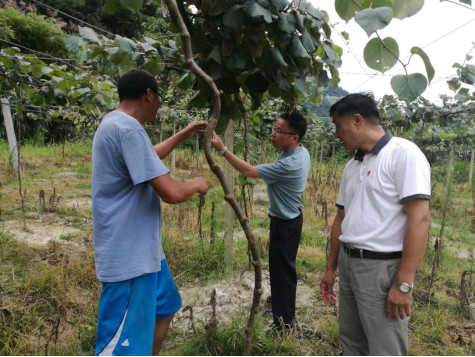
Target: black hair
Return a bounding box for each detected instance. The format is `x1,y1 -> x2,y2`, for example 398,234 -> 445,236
279,111 -> 307,141
329,92 -> 381,124
117,69 -> 159,101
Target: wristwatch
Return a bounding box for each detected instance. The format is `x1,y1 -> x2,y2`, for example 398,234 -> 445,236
394,280 -> 413,293
219,146 -> 228,156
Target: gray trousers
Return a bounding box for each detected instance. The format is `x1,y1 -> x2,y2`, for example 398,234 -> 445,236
338,247 -> 408,356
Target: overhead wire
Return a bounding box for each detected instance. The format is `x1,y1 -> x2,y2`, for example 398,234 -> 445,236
29,0 -> 116,37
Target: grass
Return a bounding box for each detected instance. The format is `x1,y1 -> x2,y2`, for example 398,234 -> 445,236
0,139 -> 474,355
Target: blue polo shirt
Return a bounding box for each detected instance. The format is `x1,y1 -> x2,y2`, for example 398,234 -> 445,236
256,145 -> 310,220
92,111 -> 169,282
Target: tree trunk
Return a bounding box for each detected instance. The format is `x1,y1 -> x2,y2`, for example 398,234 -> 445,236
319,140 -> 324,164
429,146 -> 455,295
1,98 -> 20,176
224,119 -> 234,278
171,116 -> 176,173
469,148 -> 474,185
196,134 -> 199,168
164,1 -> 262,354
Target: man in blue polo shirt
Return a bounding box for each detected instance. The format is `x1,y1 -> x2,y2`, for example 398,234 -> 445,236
92,69 -> 208,356
211,112 -> 310,332
320,93 -> 430,355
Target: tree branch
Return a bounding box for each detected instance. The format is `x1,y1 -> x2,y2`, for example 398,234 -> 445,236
164,0 -> 263,354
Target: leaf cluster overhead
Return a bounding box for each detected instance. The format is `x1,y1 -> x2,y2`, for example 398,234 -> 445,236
76,0 -> 343,122
335,0 -> 436,105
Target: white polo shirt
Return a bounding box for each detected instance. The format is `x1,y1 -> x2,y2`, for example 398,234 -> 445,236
336,132 -> 431,252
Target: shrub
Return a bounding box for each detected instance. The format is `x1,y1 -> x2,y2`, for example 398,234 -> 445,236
452,161 -> 470,183
0,7 -> 69,58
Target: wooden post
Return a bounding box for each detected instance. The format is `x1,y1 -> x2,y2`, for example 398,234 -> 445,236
314,141 -> 319,163
224,119 -> 234,277
1,98 -> 20,176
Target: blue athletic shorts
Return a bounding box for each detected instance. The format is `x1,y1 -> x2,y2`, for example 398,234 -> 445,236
95,259 -> 182,356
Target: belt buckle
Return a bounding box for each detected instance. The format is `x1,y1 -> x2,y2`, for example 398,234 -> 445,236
343,245 -> 349,255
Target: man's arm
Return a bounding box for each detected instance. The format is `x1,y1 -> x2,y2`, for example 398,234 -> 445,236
153,121 -> 206,159
148,173 -> 208,204
210,132 -> 261,178
386,199 -> 430,320
320,207 -> 344,304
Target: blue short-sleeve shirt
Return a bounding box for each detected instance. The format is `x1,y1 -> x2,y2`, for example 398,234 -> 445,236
92,111 -> 170,282
256,145 -> 310,220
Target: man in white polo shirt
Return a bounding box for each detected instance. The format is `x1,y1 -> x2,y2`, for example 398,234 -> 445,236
320,93 -> 430,355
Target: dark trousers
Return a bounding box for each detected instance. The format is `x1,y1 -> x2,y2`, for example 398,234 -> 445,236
269,212 -> 303,326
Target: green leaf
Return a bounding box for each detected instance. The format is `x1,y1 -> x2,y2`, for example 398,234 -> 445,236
29,91 -> 44,106
447,77 -> 461,92
77,46 -> 89,63
223,5 -> 244,30
103,0 -> 119,14
410,46 -> 434,83
0,56 -> 14,68
208,0 -> 227,16
65,35 -> 88,52
392,0 -> 424,20
243,2 -> 273,24
177,71 -> 194,90
31,65 -> 43,79
294,11 -> 304,30
276,13 -> 296,36
372,0 -> 392,7
335,0 -> 370,22
105,47 -> 128,65
354,7 -> 393,37
79,26 -> 101,44
119,0 -> 143,10
363,37 -> 399,73
269,47 -> 288,67
299,0 -> 324,20
301,29 -> 316,53
322,41 -> 336,62
57,80 -> 73,91
271,0 -> 289,11
116,36 -> 136,52
41,66 -> 54,75
294,77 -> 307,94
226,48 -> 249,69
289,35 -> 310,59
141,59 -> 163,75
189,90 -> 207,108
257,0 -> 271,8
75,72 -> 87,80
390,73 -> 427,104
207,45 -> 223,64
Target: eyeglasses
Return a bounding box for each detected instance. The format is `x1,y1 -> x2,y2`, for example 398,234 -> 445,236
272,127 -> 298,136
149,87 -> 161,98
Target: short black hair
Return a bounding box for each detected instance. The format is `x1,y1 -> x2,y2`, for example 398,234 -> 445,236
329,92 -> 381,124
279,111 -> 307,141
117,69 -> 159,101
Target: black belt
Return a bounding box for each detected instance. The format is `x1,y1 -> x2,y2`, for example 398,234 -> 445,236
342,243 -> 402,260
